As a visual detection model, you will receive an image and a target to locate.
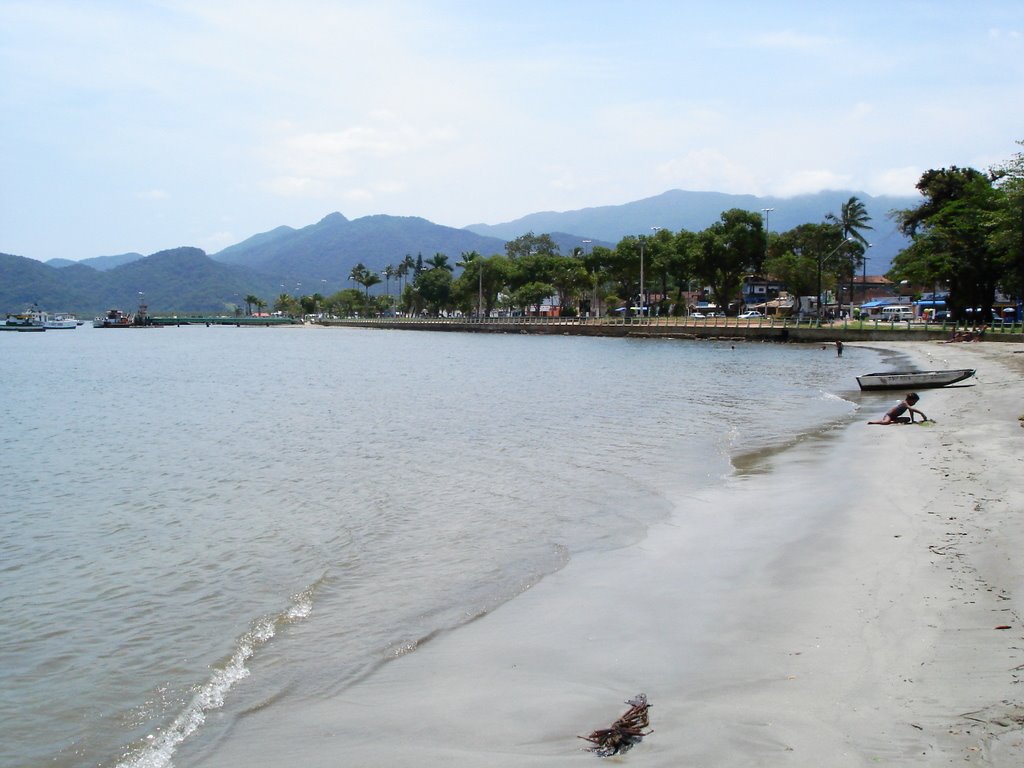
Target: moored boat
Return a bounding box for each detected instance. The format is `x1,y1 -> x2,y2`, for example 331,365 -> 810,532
856,369 -> 976,391
93,308 -> 135,328
2,313 -> 47,331
23,309 -> 78,329
43,312 -> 80,329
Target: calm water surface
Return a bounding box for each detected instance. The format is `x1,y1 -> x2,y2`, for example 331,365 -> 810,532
0,325 -> 881,768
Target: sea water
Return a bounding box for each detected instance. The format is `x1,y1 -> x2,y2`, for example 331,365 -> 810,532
0,325 -> 882,768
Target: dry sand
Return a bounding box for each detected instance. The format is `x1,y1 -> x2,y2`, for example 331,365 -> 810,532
195,340 -> 1024,768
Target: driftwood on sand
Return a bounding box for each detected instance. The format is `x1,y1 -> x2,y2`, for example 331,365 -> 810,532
578,693 -> 652,757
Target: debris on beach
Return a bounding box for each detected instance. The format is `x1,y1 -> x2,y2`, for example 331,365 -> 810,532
579,693 -> 652,757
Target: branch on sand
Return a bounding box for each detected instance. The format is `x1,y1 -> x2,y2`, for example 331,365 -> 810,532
578,693 -> 652,757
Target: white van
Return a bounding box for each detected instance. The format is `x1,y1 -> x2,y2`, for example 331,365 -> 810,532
880,306 -> 915,322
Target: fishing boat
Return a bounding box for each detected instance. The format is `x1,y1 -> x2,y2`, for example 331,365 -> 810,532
93,300 -> 160,328
93,308 -> 135,328
856,369 -> 976,391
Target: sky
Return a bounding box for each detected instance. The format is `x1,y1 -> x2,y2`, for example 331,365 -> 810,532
2,1 -> 1023,262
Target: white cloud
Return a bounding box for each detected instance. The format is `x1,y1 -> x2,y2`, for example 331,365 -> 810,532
772,170 -> 854,197
869,167 -> 923,197
137,189 -> 169,200
656,150 -> 759,195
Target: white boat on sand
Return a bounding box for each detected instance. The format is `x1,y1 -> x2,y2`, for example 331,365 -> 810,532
856,369 -> 976,391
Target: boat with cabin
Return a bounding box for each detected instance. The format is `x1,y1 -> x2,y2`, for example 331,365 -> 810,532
2,312 -> 47,332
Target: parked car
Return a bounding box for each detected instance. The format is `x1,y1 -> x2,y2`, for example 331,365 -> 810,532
690,312 -> 706,318
737,311 -> 762,319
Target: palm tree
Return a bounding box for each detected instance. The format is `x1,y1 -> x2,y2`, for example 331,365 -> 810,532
361,272 -> 381,296
827,196 -> 874,314
839,196 -> 873,245
457,251 -> 483,317
244,294 -> 260,316
382,264 -> 395,297
349,262 -> 368,292
425,253 -> 453,272
395,254 -> 415,297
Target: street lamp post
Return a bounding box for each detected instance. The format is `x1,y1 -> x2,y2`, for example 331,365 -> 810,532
581,240 -> 593,318
818,238 -> 855,322
638,239 -> 645,320
861,243 -> 873,305
761,208 -> 774,314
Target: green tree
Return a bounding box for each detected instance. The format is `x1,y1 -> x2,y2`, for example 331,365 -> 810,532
666,229 -> 698,315
765,222 -> 844,299
991,141 -> 1024,305
361,272 -> 382,296
454,251 -> 483,316
512,281 -> 556,315
693,209 -> 764,313
273,293 -> 300,316
829,196 -> 873,246
548,255 -> 590,315
326,288 -> 365,317
892,167 -> 1003,322
425,253 -> 453,272
244,294 -> 260,316
413,266 -> 454,315
397,254 -> 415,297
505,232 -> 559,259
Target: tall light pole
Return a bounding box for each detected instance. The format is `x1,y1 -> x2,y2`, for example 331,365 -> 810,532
582,240 -> 593,318
761,208 -> 774,313
818,238 -> 854,321
647,227 -> 662,317
861,243 -> 872,305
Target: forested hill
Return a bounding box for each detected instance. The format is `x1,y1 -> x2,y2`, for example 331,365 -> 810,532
466,188 -> 918,273
3,188 -> 920,313
0,248 -> 284,315
211,213 -> 509,284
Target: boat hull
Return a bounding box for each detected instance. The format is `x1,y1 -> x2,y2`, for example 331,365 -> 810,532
856,369 -> 976,391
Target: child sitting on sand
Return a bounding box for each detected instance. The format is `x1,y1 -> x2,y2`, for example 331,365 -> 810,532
868,392 -> 927,425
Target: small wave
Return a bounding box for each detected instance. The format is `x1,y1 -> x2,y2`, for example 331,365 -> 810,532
114,580 -> 321,768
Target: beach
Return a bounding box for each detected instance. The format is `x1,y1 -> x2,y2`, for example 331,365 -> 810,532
184,340 -> 1022,767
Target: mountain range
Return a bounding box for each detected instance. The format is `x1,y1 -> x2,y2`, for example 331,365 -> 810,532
2,189 -> 916,314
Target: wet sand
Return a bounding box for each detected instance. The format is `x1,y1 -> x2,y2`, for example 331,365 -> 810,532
193,340 -> 1024,767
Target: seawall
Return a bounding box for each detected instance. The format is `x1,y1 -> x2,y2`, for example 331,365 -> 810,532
318,317 -> 1023,344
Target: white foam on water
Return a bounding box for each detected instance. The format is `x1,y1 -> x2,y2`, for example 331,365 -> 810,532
114,585 -> 316,768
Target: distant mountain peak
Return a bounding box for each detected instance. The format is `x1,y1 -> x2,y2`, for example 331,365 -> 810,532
317,212 -> 349,226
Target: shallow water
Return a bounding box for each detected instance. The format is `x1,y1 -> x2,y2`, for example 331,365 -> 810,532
0,325 -> 880,767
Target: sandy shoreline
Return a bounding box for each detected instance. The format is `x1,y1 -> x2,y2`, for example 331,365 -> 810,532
192,340 -> 1024,767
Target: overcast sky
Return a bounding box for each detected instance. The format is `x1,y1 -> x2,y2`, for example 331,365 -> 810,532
2,1 -> 1022,261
